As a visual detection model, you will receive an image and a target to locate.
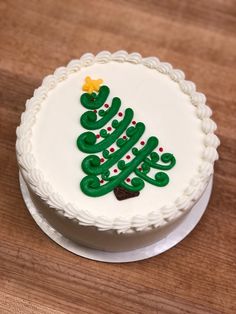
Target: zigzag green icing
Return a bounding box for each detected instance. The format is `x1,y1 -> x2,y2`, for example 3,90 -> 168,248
77,84 -> 176,198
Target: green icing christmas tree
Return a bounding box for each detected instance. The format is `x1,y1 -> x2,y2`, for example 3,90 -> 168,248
77,76 -> 176,200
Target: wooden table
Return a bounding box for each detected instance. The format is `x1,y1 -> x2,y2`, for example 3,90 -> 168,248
0,1 -> 235,313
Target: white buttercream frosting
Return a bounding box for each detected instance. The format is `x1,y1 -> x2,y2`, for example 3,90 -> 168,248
16,51 -> 220,233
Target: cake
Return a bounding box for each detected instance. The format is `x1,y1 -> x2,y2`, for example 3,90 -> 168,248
16,51 -> 220,252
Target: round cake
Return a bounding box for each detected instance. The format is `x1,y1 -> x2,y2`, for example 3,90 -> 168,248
16,51 -> 220,252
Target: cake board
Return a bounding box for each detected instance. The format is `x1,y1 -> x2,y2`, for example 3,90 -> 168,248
19,173 -> 213,263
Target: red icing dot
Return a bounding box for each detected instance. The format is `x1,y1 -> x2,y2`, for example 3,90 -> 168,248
118,112 -> 123,117
96,134 -> 100,139
140,141 -> 145,145
104,104 -> 109,108
110,147 -> 115,152
114,169 -> 118,173
159,147 -> 163,152
93,109 -> 97,113
100,180 -> 104,184
123,135 -> 127,139
138,167 -> 142,171
126,155 -> 131,160
100,158 -> 105,163
132,120 -> 136,125
107,126 -> 112,131
126,178 -> 131,182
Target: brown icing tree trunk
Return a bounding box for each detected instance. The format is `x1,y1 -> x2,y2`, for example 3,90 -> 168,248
113,186 -> 140,201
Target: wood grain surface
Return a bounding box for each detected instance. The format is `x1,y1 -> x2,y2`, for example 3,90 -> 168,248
0,0 -> 235,313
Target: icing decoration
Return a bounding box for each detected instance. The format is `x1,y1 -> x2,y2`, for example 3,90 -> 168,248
82,76 -> 103,94
77,78 -> 176,199
114,186 -> 140,200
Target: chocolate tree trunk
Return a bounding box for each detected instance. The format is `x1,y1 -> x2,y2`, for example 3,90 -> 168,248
113,186 -> 140,201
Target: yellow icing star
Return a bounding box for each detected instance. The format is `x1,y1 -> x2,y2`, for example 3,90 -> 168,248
82,76 -> 103,94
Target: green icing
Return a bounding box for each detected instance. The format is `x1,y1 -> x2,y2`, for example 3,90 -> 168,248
80,85 -> 109,110
82,122 -> 145,175
145,152 -> 176,170
77,83 -> 176,198
120,177 -> 145,192
80,97 -> 121,130
80,137 -> 158,197
77,108 -> 133,153
134,168 -> 169,187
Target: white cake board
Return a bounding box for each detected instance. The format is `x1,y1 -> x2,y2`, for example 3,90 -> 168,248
19,173 -> 213,263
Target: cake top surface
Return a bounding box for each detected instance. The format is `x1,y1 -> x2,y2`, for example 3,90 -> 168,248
16,51 -> 219,232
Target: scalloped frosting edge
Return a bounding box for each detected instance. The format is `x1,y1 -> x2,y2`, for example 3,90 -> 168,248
16,50 -> 220,234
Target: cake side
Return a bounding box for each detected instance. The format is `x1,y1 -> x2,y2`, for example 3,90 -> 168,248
24,177 -> 210,252
16,51 -> 220,234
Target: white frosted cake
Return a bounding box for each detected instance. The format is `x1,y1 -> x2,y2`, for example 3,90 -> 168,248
16,51 -> 220,252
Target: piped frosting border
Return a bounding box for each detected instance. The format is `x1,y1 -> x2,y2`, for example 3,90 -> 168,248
16,50 -> 220,233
